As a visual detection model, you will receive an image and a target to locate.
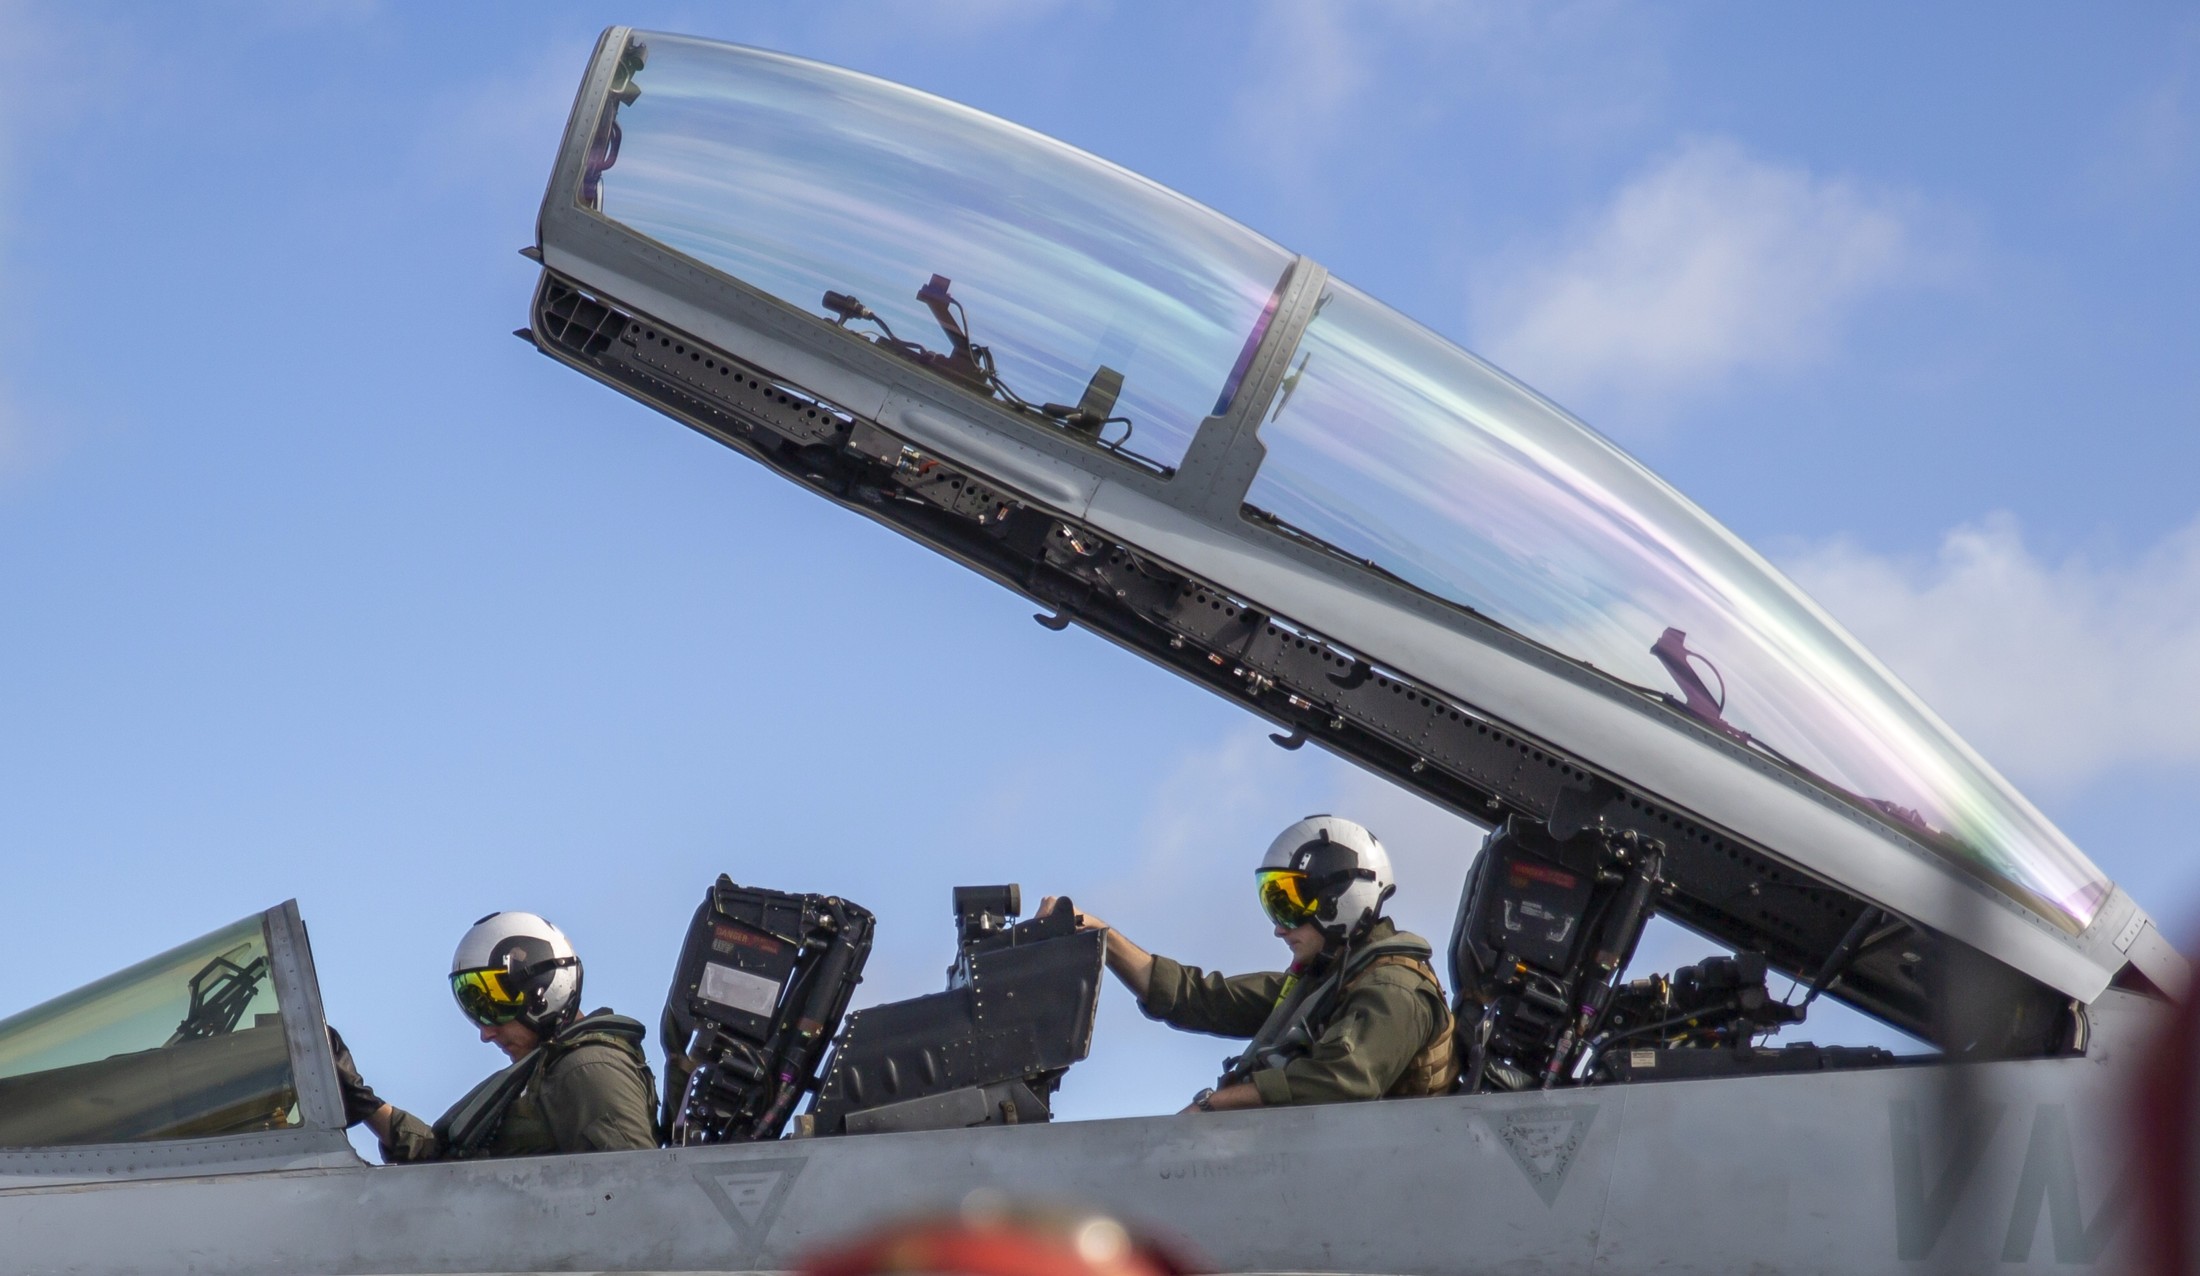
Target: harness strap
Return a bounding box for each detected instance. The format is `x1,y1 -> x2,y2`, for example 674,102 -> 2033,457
435,1017 -> 657,1158
434,1051 -> 546,1159
1345,953 -> 1442,993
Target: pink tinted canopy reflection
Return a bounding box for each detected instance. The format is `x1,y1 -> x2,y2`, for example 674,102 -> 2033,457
1247,282 -> 2108,930
577,36 -> 2109,935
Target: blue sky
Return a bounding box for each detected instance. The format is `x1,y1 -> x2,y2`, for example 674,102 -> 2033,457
1,2 -> 2195,1143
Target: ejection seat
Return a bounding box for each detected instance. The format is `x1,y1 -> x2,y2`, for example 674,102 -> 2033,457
1446,818 -> 1898,1092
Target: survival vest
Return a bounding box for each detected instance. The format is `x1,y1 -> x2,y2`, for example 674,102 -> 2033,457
1222,929 -> 1456,1099
434,1010 -> 655,1158
1344,953 -> 1456,1097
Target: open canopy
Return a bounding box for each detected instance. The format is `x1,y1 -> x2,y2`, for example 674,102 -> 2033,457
529,30 -> 2178,1015
581,35 -> 2109,936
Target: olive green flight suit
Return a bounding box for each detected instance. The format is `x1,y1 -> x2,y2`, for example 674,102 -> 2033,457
380,1010 -> 658,1162
1140,919 -> 1452,1106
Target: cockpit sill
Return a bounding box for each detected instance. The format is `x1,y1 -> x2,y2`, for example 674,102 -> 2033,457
0,1128 -> 357,1190
518,266 -> 2110,1052
0,883 -> 2156,1196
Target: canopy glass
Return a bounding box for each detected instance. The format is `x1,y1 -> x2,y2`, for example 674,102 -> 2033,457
573,37 -> 2109,935
1246,282 -> 2107,930
589,35 -> 1294,473
0,913 -> 299,1146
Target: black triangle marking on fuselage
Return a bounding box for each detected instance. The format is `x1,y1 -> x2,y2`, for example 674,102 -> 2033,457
693,1155 -> 809,1261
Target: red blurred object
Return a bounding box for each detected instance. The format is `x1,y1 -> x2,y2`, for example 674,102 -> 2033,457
800,1206 -> 1195,1276
2138,973 -> 2200,1275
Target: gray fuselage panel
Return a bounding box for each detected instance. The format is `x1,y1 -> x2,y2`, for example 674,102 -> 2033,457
0,997 -> 2152,1276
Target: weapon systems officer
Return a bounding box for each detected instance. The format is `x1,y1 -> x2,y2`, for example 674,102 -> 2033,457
328,911 -> 659,1160
1045,815 -> 1455,1113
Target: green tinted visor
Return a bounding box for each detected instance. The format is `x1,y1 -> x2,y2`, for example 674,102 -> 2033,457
1256,869 -> 1323,930
450,968 -> 527,1027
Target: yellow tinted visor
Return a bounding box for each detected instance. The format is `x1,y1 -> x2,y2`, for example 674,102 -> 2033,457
451,967 -> 526,1026
1256,869 -> 1321,929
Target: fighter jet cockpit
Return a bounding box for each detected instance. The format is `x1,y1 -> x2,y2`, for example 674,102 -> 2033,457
0,28 -> 2182,1272
4,30 -> 2177,1181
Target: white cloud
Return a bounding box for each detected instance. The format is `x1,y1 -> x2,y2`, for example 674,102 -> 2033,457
1325,765 -> 1484,942
2089,29 -> 2197,209
1229,1 -> 1665,170
0,0 -> 142,483
0,388 -> 19,480
1472,138 -> 1935,424
1099,724 -> 1488,961
223,0 -> 380,26
809,0 -> 1099,59
1106,727 -> 1306,943
1230,0 -> 1374,164
1783,513 -> 2200,793
1049,721 -> 1484,970
413,44 -> 586,194
0,0 -> 29,478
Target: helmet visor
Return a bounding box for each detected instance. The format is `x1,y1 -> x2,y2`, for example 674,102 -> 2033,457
1256,869 -> 1322,930
450,967 -> 527,1027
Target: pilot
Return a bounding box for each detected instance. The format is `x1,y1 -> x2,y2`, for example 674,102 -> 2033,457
328,911 -> 659,1161
1045,815 -> 1453,1112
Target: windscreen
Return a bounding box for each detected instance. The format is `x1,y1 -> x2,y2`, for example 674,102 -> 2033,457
584,34 -> 1295,474
1246,281 -> 2109,932
0,913 -> 298,1146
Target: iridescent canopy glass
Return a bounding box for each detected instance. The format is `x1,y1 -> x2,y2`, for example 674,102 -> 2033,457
592,35 -> 1294,472
573,37 -> 2110,935
1246,282 -> 2108,930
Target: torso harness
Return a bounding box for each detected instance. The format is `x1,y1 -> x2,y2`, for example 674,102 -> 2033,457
434,1011 -> 655,1157
1221,934 -> 1456,1098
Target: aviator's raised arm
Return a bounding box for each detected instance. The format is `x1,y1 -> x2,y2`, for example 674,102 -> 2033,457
1037,897 -> 1154,1002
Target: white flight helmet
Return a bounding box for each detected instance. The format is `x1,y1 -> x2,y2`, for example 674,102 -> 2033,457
449,911 -> 583,1034
1256,815 -> 1395,943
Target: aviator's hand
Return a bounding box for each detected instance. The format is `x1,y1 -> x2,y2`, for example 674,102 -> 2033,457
1037,896 -> 1106,932
1038,899 -> 1155,1001
1180,1082 -> 1261,1114
326,1026 -> 384,1127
